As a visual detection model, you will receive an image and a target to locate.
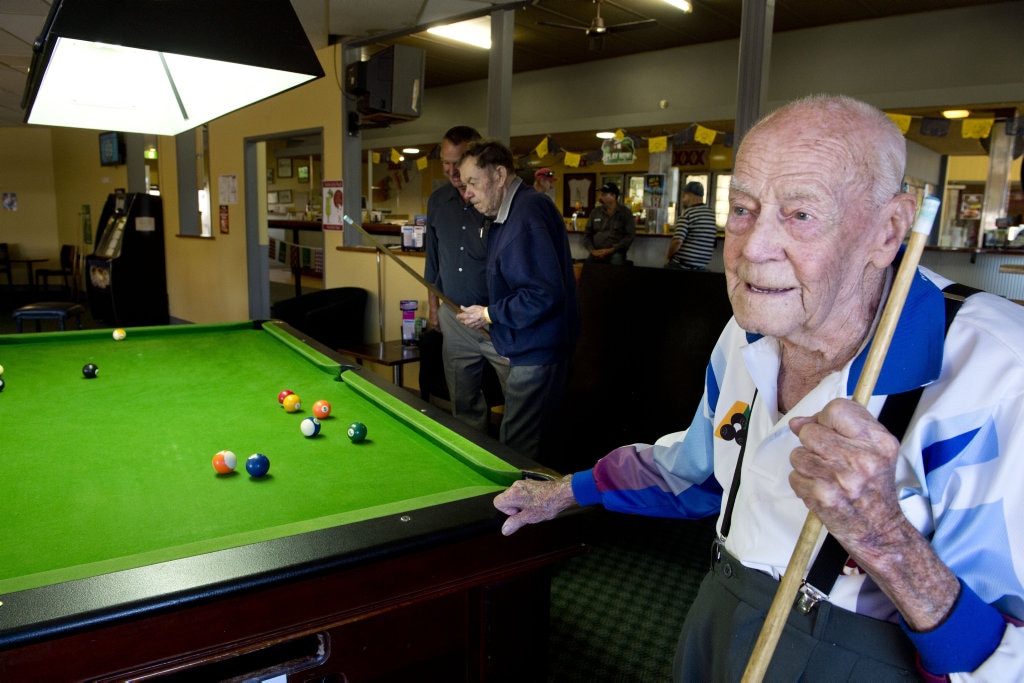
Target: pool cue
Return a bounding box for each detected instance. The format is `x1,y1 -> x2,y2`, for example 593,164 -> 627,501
342,214 -> 490,340
742,196 -> 941,683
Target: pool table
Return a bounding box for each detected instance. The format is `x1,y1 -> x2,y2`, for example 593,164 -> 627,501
0,322 -> 584,681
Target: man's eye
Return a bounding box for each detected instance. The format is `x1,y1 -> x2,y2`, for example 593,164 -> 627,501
732,206 -> 748,216
794,211 -> 812,221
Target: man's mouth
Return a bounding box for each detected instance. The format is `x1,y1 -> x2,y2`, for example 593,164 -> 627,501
748,283 -> 793,294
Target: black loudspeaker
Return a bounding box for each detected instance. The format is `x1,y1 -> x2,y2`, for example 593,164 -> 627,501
347,45 -> 425,119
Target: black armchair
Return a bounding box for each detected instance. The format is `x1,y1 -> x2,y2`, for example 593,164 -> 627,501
270,287 -> 368,350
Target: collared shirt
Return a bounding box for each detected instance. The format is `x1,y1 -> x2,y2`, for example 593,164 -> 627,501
572,262 -> 1024,677
583,202 -> 636,254
424,181 -> 489,307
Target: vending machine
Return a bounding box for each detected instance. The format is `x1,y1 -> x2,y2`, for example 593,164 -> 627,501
86,192 -> 169,327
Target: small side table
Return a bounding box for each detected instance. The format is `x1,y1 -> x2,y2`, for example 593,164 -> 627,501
13,301 -> 85,332
337,340 -> 421,385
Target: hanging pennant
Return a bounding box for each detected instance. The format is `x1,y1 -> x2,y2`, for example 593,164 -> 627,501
694,124 -> 717,146
919,117 -> 951,137
961,118 -> 994,139
535,136 -> 549,159
564,151 -> 582,168
649,136 -> 668,153
886,113 -> 912,134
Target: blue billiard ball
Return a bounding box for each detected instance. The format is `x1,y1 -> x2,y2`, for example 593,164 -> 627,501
246,453 -> 270,477
347,422 -> 367,443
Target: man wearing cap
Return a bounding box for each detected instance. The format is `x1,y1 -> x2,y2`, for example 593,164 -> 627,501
584,182 -> 636,265
665,180 -> 718,271
533,167 -> 557,202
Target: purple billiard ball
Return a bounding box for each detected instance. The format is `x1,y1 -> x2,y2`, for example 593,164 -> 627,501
246,453 -> 270,478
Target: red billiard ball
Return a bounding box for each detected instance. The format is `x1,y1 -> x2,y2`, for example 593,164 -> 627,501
278,389 -> 294,405
312,399 -> 331,418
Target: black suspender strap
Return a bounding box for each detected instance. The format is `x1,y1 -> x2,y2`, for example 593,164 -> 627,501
799,282 -> 980,610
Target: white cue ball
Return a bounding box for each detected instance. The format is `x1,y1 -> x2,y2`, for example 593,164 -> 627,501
300,417 -> 321,437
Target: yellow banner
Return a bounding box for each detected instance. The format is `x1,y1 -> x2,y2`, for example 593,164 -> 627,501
961,118 -> 994,139
390,148 -> 401,164
535,136 -> 549,159
416,156 -> 428,171
886,113 -> 912,134
649,136 -> 668,153
564,151 -> 582,168
372,151 -> 381,164
694,125 -> 717,146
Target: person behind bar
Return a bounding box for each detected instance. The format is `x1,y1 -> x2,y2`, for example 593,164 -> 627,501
583,181 -> 636,265
456,139 -> 580,462
493,95 -> 1024,680
424,125 -> 510,434
664,180 -> 717,271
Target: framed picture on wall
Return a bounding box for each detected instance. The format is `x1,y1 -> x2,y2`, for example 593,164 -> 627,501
279,190 -> 293,203
563,173 -> 595,217
297,165 -> 309,181
277,157 -> 293,178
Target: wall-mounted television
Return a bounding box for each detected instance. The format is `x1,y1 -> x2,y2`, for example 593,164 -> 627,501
99,131 -> 126,166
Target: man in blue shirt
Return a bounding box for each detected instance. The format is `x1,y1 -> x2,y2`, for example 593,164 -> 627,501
424,126 -> 508,434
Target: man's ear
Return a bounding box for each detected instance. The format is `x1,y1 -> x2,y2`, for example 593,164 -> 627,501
871,193 -> 916,268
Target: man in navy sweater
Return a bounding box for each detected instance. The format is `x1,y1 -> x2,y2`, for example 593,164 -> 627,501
456,139 -> 580,461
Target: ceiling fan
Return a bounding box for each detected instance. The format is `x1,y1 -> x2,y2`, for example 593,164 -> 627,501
537,0 -> 656,51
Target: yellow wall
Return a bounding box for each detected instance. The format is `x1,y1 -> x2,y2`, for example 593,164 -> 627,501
163,45 -> 345,324
0,127 -> 60,282
948,155 -> 1022,184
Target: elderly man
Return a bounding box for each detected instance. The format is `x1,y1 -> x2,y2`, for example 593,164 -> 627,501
424,125 -> 509,434
494,95 -> 1024,680
456,139 -> 579,462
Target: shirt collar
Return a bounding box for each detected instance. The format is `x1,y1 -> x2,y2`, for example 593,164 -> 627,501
494,176 -> 523,223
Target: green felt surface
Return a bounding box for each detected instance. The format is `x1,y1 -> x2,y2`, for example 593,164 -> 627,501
0,322 -> 519,594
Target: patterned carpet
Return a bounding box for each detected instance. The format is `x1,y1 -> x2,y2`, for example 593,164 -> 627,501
547,511 -> 718,682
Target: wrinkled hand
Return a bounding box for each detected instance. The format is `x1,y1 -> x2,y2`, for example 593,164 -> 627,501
493,475 -> 577,536
788,398 -> 906,559
457,305 -> 488,329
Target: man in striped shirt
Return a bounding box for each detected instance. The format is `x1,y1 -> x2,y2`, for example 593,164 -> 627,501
665,181 -> 717,270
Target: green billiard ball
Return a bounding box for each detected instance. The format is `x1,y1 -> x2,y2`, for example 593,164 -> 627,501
347,422 -> 367,443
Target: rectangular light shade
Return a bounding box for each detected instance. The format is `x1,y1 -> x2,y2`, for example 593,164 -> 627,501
23,0 -> 325,136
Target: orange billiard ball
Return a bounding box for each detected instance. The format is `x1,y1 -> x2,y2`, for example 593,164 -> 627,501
312,399 -> 331,418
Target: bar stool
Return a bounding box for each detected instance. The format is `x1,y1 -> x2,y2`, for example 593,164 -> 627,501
12,301 -> 85,332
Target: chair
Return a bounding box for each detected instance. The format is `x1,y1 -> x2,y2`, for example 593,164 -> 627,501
36,244 -> 78,298
269,287 -> 368,350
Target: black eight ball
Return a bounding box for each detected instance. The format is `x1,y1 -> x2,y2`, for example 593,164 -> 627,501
82,363 -> 99,379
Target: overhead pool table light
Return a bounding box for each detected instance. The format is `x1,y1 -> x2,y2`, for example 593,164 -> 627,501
22,0 -> 325,136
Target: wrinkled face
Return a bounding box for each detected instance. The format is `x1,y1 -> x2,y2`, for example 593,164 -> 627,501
460,157 -> 506,218
724,115 -> 898,348
535,176 -> 554,192
440,139 -> 469,191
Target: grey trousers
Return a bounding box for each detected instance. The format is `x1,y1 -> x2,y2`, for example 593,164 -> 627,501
438,305 -> 509,434
674,545 -> 921,682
